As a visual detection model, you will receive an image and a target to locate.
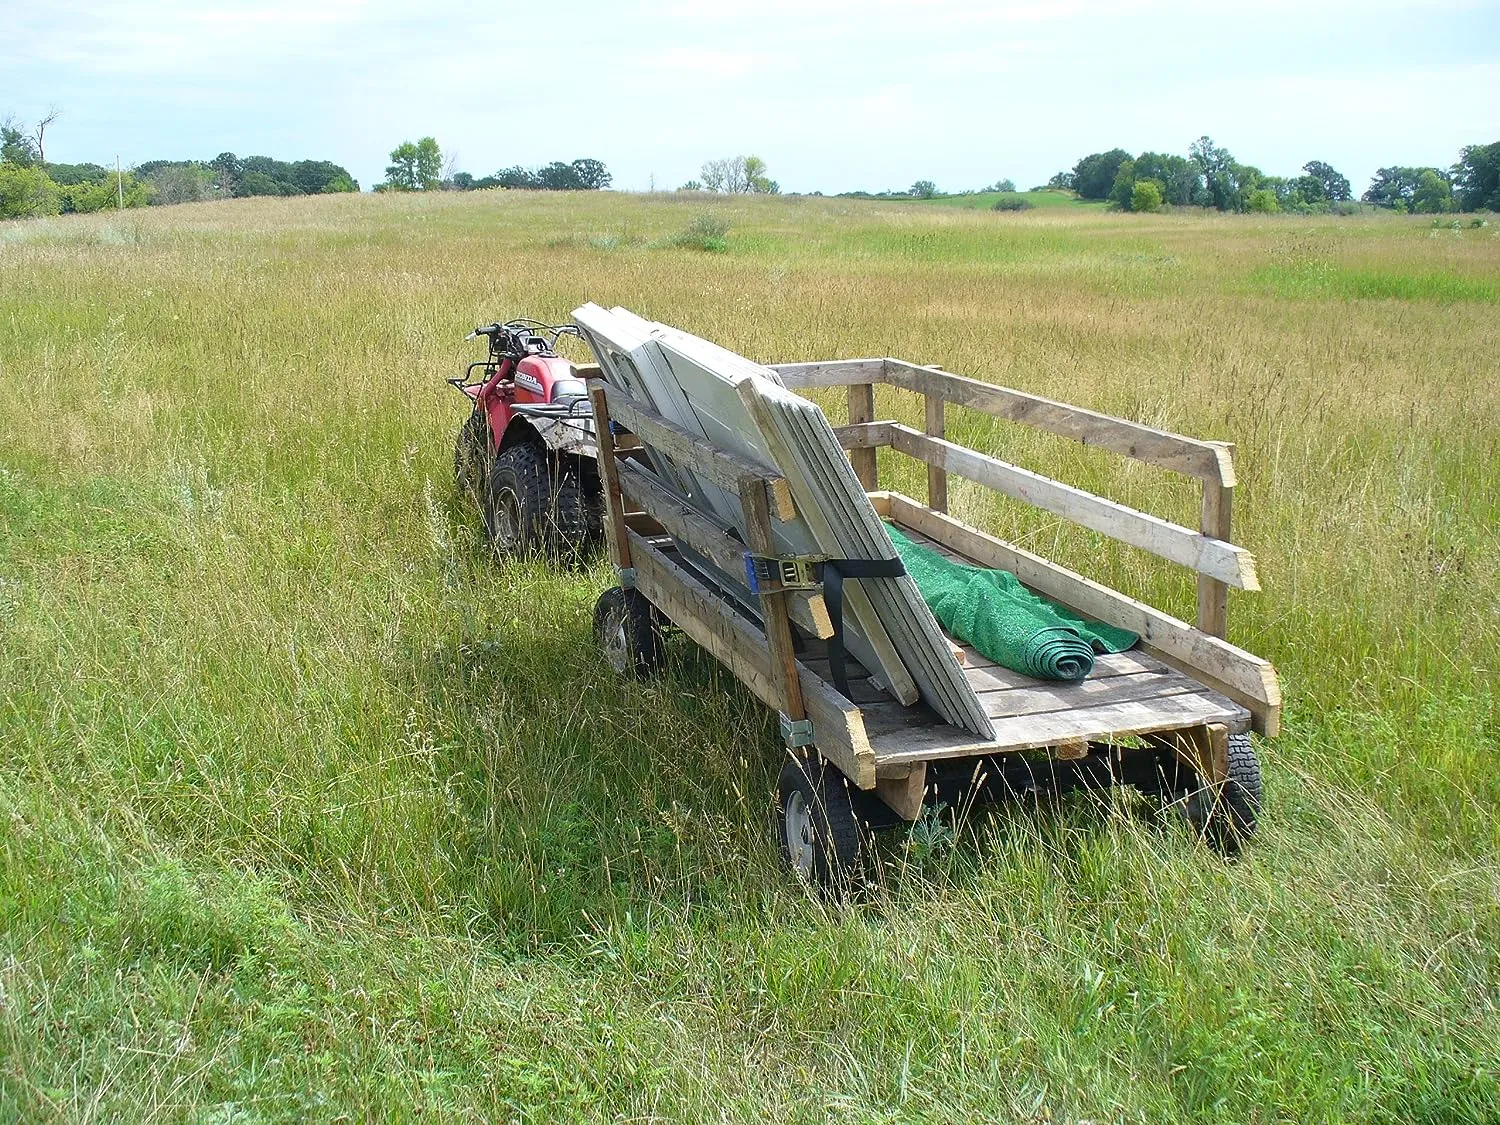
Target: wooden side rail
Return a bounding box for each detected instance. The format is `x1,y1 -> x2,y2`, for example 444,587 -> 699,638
886,425 -> 1258,591
772,356 -> 1247,638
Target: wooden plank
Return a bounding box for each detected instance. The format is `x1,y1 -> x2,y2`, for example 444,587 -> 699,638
886,425 -> 1259,591
924,392 -> 948,513
601,384 -> 796,521
589,384 -> 632,571
876,762 -> 928,821
616,461 -> 833,639
576,363 -> 603,379
887,494 -> 1280,736
741,476 -> 806,724
831,421 -> 893,450
847,384 -> 878,490
868,691 -> 1248,767
768,358 -> 887,390
1197,474 -> 1233,638
977,674 -> 1203,721
882,358 -> 1234,486
1149,722 -> 1230,785
626,530 -> 877,788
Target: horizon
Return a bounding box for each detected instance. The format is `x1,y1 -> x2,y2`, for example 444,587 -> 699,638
5,0 -> 1498,197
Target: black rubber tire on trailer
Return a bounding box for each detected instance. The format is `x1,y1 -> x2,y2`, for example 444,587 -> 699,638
453,409 -> 490,505
592,587 -> 664,678
485,442 -> 590,560
777,755 -> 866,897
1186,732 -> 1263,854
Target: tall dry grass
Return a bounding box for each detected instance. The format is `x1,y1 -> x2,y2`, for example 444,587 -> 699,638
0,190 -> 1496,1121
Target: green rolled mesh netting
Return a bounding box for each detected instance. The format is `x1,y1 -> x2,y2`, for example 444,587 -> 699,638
885,524 -> 1138,681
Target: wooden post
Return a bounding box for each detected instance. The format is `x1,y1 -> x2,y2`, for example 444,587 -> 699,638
1196,475 -> 1232,638
739,477 -> 806,724
924,391 -> 948,513
847,383 -> 877,491
589,384 -> 632,572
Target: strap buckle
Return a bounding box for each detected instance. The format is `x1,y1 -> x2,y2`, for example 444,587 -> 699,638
744,553 -> 826,593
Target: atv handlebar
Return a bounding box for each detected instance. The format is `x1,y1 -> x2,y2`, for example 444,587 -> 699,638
465,320 -> 581,350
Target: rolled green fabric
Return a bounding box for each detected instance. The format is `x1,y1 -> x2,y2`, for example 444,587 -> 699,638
886,524 -> 1138,681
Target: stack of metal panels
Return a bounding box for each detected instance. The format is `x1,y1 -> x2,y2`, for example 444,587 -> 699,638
574,303 -> 994,740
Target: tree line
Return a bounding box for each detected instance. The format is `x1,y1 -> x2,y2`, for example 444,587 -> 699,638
1054,136 -> 1498,214
376,137 -> 611,193
1,111 -> 359,219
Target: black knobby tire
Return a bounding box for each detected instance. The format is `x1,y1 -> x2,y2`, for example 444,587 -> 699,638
777,755 -> 865,896
454,409 -> 490,504
592,587 -> 664,678
485,442 -> 591,560
1187,732 -> 1263,853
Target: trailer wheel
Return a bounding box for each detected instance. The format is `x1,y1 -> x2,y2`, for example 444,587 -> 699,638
592,587 -> 664,678
778,755 -> 865,896
454,409 -> 490,504
486,442 -> 590,560
1186,733 -> 1262,853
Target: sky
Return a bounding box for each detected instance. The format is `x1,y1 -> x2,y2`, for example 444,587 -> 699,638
3,0 -> 1498,195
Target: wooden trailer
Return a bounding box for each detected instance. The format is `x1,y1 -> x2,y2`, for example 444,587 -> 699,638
584,357 -> 1280,888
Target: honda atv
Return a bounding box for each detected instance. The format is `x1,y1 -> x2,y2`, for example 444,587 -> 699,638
449,319 -> 603,560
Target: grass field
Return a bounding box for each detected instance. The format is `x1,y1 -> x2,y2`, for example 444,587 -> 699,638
907,189 -> 1107,211
1,190 -> 1497,1122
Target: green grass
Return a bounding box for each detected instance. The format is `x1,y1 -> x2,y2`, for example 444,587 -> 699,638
1,191 -> 1497,1121
908,189 -> 1107,211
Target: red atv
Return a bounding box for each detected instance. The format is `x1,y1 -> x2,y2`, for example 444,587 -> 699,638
450,319 -> 603,560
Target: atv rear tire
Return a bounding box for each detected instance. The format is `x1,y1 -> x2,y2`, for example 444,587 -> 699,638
1186,732 -> 1262,854
454,410 -> 490,505
592,587 -> 664,677
485,442 -> 590,561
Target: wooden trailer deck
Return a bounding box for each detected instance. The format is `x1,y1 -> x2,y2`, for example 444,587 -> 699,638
797,518 -> 1250,770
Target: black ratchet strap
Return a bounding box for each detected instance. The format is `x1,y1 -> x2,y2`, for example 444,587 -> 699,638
822,557 -> 906,701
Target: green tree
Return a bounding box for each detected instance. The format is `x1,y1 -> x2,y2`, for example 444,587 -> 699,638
909,180 -> 936,199
1130,179 -> 1164,213
1451,142 -> 1500,212
1132,152 -> 1199,206
1190,136 -> 1253,211
990,177 -> 1016,192
1108,159 -> 1136,208
60,172 -> 149,213
1071,148 -> 1132,200
744,155 -> 776,193
0,163 -> 61,218
1412,169 -> 1453,213
384,137 -> 442,191
569,158 -> 611,190
1363,167 -> 1444,209
1302,160 -> 1351,202
1247,189 -> 1279,213
1,119 -> 39,167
